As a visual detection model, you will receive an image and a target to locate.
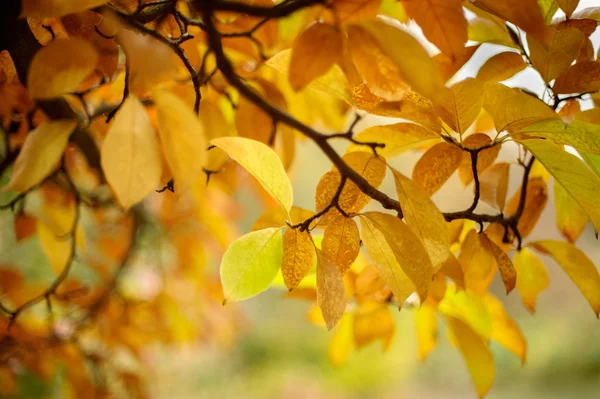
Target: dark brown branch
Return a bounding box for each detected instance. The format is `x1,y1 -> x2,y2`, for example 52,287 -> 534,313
195,0 -> 326,17
288,177 -> 348,231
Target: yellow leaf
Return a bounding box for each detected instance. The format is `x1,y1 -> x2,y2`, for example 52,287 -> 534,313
529,27 -> 584,83
332,0 -> 381,24
353,303 -> 395,350
212,137 -> 293,213
101,96 -> 162,210
532,240 -> 600,316
479,162 -> 510,211
440,285 -> 493,340
553,61 -> 600,94
516,119 -> 600,156
513,248 -> 549,313
347,123 -> 440,157
27,38 -> 98,99
445,315 -> 495,399
556,0 -> 580,17
436,78 -> 484,135
480,235 -> 516,294
346,25 -> 410,101
289,22 -> 343,92
37,219 -> 72,274
322,216 -> 360,274
369,92 -> 442,133
252,206 -> 314,231
355,18 -> 447,102
402,0 -> 468,60
476,52 -> 527,82
457,133 -> 501,186
282,228 -> 316,291
554,182 -> 589,243
5,120 -> 76,193
459,230 -> 496,295
20,0 -> 105,18
483,83 -> 558,133
470,0 -> 549,43
433,45 -> 480,82
441,253 -> 465,289
392,170 -> 450,272
505,176 -> 548,238
468,17 -> 518,48
234,96 -> 273,144
154,90 -> 206,192
360,212 -> 433,301
415,302 -> 438,361
484,294 -> 527,363
520,139 -> 600,235
328,313 -> 354,367
412,142 -> 464,195
316,249 -> 347,330
199,101 -> 232,172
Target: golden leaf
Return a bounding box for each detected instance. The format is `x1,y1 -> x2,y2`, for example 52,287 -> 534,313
322,216 -> 360,274
415,303 -> 438,361
480,235 -> 516,294
476,52 -> 527,82
459,230 -> 496,295
316,249 -> 347,330
553,61 -> 600,94
352,303 -> 395,350
282,228 -> 316,291
479,162 -> 510,211
484,294 -> 527,363
529,27 -> 584,83
347,123 -> 440,157
436,78 -> 484,135
554,182 -> 589,243
412,142 -> 463,195
513,248 -> 549,313
505,176 -> 548,239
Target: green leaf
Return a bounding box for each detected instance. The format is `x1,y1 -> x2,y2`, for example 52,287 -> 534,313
519,139 -> 600,235
220,227 -> 284,302
516,119 -> 600,156
212,137 -> 294,213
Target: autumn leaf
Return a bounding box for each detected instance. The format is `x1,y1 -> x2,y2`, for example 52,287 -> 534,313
352,303 -> 395,350
459,230 -> 497,296
412,142 -> 464,195
436,78 -> 484,135
457,133 -> 501,186
476,52 -> 527,83
332,0 -> 381,24
480,235 -> 516,294
101,96 -> 162,210
393,170 -> 450,272
282,228 -> 316,291
484,294 -> 527,363
328,314 -> 354,367
20,0 -> 106,18
316,249 -> 347,330
360,212 -> 433,301
289,22 -> 343,92
553,61 -> 600,94
556,0 -> 580,18
347,123 -> 440,156
154,90 -> 206,192
554,182 -> 589,243
212,136 -> 294,213
445,315 -> 495,399
479,163 -> 510,211
27,38 -> 98,99
528,27 -> 584,83
220,228 -> 283,302
468,17 -> 518,48
433,45 -> 480,82
322,216 -> 360,274
5,120 -> 76,193
513,248 -> 549,313
531,240 -> 600,317
505,176 -> 548,239
235,96 -> 273,144
515,119 -> 600,156
520,139 -> 600,235
415,303 -> 438,361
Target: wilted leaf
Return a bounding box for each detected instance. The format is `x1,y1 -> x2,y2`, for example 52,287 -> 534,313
393,170 -> 450,271
479,162 -> 510,211
484,294 -> 527,362
289,22 -> 343,91
445,315 -> 495,399
282,228 -> 316,291
480,235 -> 516,294
5,120 -> 76,193
316,249 -> 347,330
459,230 -> 496,295
531,240 -> 600,316
554,182 -> 589,243
220,228 -> 283,302
412,142 -> 464,195
213,137 -> 293,213
483,83 -> 558,133
402,0 -> 468,60
553,61 -> 600,94
347,123 -> 440,156
520,139 -> 600,235
513,248 -> 549,313
154,90 -> 206,192
528,27 -> 584,83
322,216 -> 360,274
415,303 -> 438,361
436,78 -> 484,135
360,212 -> 433,300
476,52 -> 527,82
101,96 -> 162,210
27,38 -> 98,99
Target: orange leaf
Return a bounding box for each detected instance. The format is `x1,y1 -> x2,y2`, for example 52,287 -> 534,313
412,142 -> 463,195
476,52 -> 527,83
322,216 -> 360,274
316,249 -> 347,330
436,78 -> 484,135
281,229 -> 316,291
553,61 -> 600,94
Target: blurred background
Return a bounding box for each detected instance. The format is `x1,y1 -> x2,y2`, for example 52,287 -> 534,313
146,2 -> 600,398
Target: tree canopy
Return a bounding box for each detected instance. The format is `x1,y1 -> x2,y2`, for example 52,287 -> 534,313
1,0 -> 600,397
